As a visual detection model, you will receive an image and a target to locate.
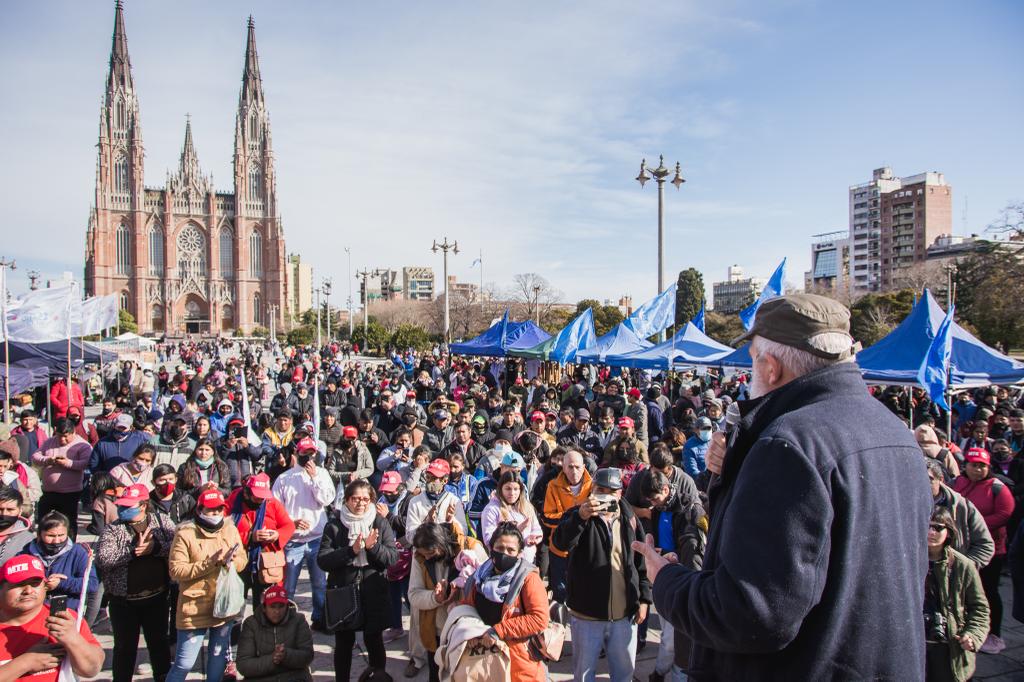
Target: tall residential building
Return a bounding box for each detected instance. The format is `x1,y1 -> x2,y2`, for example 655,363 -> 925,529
712,265 -> 765,314
403,267 -> 435,301
848,167 -> 951,293
284,254 -> 313,322
805,231 -> 851,297
445,275 -> 476,301
84,4 -> 287,334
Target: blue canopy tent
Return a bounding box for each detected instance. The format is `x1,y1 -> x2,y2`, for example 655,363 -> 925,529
5,339 -> 104,373
509,308 -> 596,364
604,322 -> 733,370
575,323 -> 652,365
448,312 -> 552,357
857,290 -> 1024,388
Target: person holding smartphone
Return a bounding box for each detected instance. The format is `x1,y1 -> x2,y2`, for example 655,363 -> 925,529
167,488 -> 248,682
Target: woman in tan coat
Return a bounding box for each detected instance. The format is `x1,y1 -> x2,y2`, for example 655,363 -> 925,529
167,488 -> 248,682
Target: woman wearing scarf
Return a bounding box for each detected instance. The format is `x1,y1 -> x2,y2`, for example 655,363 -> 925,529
409,519 -> 487,681
461,522 -> 550,682
27,511 -> 98,613
317,479 -> 398,681
480,471 -> 544,564
176,438 -> 231,497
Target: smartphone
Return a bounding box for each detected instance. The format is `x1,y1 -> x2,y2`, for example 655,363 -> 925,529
50,595 -> 68,616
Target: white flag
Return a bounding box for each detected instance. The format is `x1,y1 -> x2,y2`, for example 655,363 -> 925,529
238,370 -> 261,442
73,294 -> 120,337
4,285 -> 75,343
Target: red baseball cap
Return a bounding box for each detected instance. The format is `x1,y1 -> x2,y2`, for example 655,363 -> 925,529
114,483 -> 149,507
964,447 -> 991,465
228,417 -> 245,428
246,472 -> 272,499
262,584 -> 289,606
342,426 -> 359,439
627,388 -> 642,399
1,555 -> 46,584
197,489 -> 227,510
425,459 -> 450,479
529,411 -> 545,423
617,416 -> 635,430
296,437 -> 318,454
379,471 -> 402,494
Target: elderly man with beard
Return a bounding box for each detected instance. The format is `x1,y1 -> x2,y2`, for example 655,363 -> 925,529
634,294 -> 931,681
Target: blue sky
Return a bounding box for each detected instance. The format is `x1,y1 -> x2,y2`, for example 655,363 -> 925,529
1,1 -> 1021,306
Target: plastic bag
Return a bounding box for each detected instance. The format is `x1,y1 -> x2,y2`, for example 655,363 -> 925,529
213,565 -> 245,619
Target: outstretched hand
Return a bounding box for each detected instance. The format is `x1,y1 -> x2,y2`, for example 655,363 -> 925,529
630,533 -> 678,584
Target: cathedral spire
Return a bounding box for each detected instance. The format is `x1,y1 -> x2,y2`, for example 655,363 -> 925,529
240,16 -> 264,106
179,114 -> 200,179
107,0 -> 134,92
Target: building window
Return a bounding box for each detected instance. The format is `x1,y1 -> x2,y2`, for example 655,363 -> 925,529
249,229 -> 263,277
119,291 -> 129,311
115,97 -> 127,131
148,226 -> 164,276
248,164 -> 262,198
176,223 -> 207,283
115,223 -> 131,275
114,155 -> 129,194
219,228 -> 234,277
253,293 -> 262,326
151,304 -> 163,331
249,111 -> 259,137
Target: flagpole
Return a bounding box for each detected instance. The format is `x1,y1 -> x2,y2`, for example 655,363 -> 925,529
0,261 -> 9,423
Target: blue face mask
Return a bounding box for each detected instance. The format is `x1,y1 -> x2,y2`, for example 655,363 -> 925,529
698,429 -> 712,443
117,505 -> 142,522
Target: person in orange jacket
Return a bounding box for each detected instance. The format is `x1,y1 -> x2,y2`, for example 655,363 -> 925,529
50,377 -> 85,421
461,522 -> 550,682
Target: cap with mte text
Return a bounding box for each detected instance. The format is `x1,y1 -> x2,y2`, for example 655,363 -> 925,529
246,473 -> 272,499
197,489 -> 227,509
1,555 -> 46,584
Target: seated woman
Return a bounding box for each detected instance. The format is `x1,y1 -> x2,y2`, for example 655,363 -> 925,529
925,506 -> 990,682
26,511 -> 98,613
236,584 -> 314,682
462,522 -> 550,682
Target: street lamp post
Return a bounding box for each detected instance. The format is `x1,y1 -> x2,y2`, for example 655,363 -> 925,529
322,278 -> 333,344
314,284 -> 322,348
636,154 -> 685,341
344,247 -> 353,338
432,238 -> 459,344
356,268 -> 386,349
0,257 -> 16,423
532,285 -> 541,325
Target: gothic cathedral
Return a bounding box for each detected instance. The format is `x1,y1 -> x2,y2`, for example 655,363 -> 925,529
84,2 -> 287,335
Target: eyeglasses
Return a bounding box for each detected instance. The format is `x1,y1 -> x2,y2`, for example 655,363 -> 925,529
929,524 -> 947,533
348,496 -> 371,503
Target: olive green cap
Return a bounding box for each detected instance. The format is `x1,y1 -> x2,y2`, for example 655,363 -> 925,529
732,293 -> 860,360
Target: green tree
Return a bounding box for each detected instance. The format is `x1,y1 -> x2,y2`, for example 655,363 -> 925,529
955,245 -> 1024,351
286,325 -> 316,346
675,268 -> 705,327
576,299 -> 623,336
391,324 -> 433,350
704,311 -> 745,346
849,290 -> 915,346
351,319 -> 389,353
250,325 -> 270,338
117,308 -> 137,334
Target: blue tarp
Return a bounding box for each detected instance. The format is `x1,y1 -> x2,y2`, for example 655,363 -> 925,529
857,290 -> 1024,388
510,308 -> 596,363
604,322 -> 733,370
624,283 -> 677,340
5,340 -> 104,373
575,323 -> 653,365
449,312 -> 552,358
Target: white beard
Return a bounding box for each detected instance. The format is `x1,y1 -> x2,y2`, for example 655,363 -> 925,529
748,371 -> 771,400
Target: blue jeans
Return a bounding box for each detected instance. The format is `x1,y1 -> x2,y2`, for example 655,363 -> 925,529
548,553 -> 568,603
571,615 -> 637,682
284,536 -> 327,623
166,623 -> 232,682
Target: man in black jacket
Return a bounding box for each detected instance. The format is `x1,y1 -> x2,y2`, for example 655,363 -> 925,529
555,467 -> 651,682
634,294 -> 932,681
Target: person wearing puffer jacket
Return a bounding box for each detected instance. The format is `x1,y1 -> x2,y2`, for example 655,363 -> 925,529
236,585 -> 314,682
953,447 -> 1015,654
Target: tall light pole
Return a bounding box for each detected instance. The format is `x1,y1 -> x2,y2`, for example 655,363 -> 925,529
314,284 -> 322,348
0,258 -> 16,423
344,247 -> 353,338
532,284 -> 541,325
432,238 -> 459,344
322,278 -> 333,344
356,268 -> 386,348
636,154 -> 684,341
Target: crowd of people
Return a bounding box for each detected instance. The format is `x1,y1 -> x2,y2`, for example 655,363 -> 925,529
0,296 -> 1022,681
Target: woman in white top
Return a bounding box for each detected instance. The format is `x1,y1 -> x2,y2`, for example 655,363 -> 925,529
480,471 -> 543,563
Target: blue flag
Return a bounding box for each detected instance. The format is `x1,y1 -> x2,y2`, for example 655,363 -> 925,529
917,303 -> 955,411
552,308 -> 596,364
739,258 -> 786,330
692,303 -> 706,333
625,282 -> 677,339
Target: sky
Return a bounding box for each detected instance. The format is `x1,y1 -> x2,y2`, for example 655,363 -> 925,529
1,0 -> 1021,308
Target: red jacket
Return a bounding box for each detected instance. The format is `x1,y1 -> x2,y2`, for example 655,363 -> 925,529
50,380 -> 84,420
953,475 -> 1015,555
224,488 -> 295,554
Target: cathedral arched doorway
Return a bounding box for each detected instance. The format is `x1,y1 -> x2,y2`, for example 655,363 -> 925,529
182,295 -> 209,335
